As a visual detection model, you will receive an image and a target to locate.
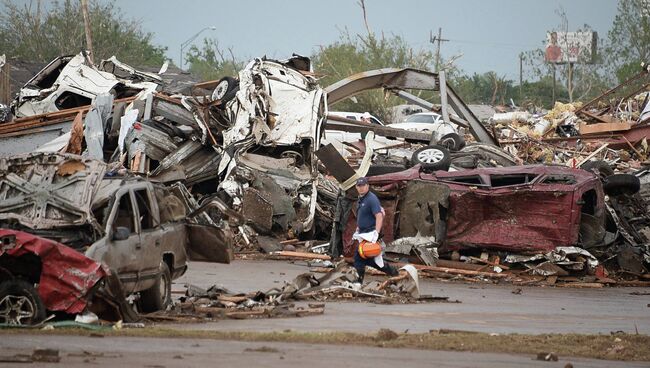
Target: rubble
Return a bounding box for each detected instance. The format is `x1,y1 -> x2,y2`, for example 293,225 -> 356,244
0,49 -> 649,329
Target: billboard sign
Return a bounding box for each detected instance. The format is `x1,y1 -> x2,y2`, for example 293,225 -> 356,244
545,31 -> 597,64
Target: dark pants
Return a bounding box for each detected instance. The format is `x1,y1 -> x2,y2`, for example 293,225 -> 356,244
353,243 -> 398,283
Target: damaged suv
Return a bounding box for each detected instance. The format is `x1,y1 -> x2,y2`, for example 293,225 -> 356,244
0,152 -> 229,323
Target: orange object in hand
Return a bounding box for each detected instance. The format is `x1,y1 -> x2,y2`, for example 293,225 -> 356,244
358,240 -> 381,259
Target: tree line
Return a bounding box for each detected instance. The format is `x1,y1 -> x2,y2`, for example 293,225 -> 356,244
1,0 -> 647,122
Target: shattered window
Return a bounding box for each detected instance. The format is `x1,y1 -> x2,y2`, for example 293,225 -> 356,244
55,91 -> 92,110
540,174 -> 576,185
445,176 -> 483,185
489,174 -> 535,187
113,194 -> 136,233
134,189 -> 154,230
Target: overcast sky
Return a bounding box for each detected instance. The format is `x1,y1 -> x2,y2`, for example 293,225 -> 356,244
113,0 -> 617,79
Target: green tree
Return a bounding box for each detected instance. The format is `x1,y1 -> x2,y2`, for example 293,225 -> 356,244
185,38 -> 244,81
312,30 -> 435,123
0,0 -> 166,66
452,72 -> 515,106
607,0 -> 650,82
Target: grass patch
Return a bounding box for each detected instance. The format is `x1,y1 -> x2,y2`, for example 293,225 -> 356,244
1,327 -> 649,361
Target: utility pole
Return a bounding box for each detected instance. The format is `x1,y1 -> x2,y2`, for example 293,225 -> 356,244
430,28 -> 449,72
81,0 -> 94,63
567,62 -> 574,102
519,53 -> 523,104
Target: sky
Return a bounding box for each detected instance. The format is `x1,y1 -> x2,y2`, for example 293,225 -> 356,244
109,1 -> 618,79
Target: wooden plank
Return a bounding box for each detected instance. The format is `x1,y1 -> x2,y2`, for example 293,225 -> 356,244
578,121 -> 631,135
271,251 -> 331,260
390,261 -> 508,278
555,282 -> 604,288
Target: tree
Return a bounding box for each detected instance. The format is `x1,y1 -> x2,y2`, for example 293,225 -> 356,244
0,0 -> 166,66
312,30 -> 435,123
452,72 -> 515,106
607,0 -> 650,82
185,38 -> 243,81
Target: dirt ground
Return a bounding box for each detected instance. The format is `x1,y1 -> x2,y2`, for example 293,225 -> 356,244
2,334 -> 650,368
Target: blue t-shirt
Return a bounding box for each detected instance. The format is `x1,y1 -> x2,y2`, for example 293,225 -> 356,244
357,191 -> 382,233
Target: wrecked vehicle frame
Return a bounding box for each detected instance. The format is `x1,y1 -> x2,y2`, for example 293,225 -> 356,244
0,152 -> 233,323
333,165 -> 606,257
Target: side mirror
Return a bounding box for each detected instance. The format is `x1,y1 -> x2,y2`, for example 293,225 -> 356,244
113,227 -> 131,241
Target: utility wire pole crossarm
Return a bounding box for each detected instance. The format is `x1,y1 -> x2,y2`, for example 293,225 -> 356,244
179,26 -> 217,70
430,28 -> 449,72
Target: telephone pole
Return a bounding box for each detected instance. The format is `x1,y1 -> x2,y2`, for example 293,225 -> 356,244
81,0 -> 94,63
519,53 -> 523,104
430,28 -> 449,72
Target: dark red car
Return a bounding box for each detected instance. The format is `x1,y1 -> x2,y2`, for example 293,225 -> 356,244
342,165 -> 606,255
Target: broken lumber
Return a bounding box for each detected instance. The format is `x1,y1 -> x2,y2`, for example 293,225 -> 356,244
555,282 -> 604,288
390,262 -> 508,278
271,251 -> 331,260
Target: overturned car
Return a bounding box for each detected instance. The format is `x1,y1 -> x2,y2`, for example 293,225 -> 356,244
333,165 -> 620,257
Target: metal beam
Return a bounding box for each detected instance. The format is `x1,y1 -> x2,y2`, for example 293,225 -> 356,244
325,114 -> 432,142
445,83 -> 499,146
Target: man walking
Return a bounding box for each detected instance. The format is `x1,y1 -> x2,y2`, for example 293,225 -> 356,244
352,177 -> 398,283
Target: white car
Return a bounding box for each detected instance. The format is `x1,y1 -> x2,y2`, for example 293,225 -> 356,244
388,112 -> 465,151
322,111 -> 384,156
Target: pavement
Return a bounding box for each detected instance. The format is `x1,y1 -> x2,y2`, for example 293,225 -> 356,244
170,259 -> 650,335
1,334 -> 648,368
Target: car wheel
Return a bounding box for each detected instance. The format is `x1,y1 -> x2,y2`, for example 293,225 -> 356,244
410,145 -> 451,171
603,174 -> 641,196
581,160 -> 614,178
0,279 -> 46,325
439,133 -> 466,151
211,76 -> 239,104
139,262 -> 171,313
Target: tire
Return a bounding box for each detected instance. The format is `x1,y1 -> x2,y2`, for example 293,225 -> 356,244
410,145 -> 451,172
211,76 -> 239,104
139,262 -> 171,313
582,160 -> 614,178
0,279 -> 46,325
603,174 -> 641,196
439,133 -> 466,151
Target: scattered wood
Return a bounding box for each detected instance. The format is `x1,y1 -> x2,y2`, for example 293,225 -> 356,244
468,256 -> 510,270
555,282 -> 604,288
390,262 -> 509,279
435,259 -> 488,271
272,251 -> 331,260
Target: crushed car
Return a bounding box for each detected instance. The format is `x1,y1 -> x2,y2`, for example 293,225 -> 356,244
11,52 -> 161,118
332,164 -> 627,257
0,152 -> 233,324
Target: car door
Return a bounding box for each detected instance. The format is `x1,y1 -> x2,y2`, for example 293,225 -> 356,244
105,189 -> 143,293
132,186 -> 163,292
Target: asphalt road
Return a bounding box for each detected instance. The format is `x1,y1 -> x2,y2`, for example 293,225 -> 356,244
2,334 -> 648,368
171,259 -> 650,335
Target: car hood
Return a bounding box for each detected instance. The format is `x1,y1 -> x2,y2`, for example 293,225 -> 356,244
0,152 -> 106,230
